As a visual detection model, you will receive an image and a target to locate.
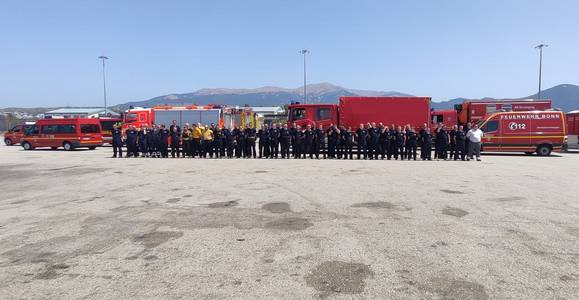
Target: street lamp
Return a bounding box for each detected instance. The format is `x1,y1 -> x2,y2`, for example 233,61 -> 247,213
98,55 -> 109,115
534,44 -> 548,100
299,49 -> 310,103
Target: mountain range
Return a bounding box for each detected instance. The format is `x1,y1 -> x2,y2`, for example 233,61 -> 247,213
116,83 -> 579,112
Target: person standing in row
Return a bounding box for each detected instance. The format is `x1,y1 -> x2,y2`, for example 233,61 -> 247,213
126,125 -> 138,158
258,124 -> 269,158
356,124 -> 368,159
435,124 -> 449,160
304,124 -> 315,159
342,126 -> 353,159
191,123 -> 203,158
200,125 -> 212,158
232,126 -> 243,158
405,127 -> 418,160
279,124 -> 291,158
244,125 -> 257,158
269,124 -> 280,158
448,125 -> 457,159
419,124 -> 432,160
394,126 -> 405,160
146,124 -> 158,157
111,124 -> 123,158
158,124 -> 170,158
380,125 -> 391,160
138,125 -> 148,157
181,124 -> 191,157
225,127 -> 236,158
463,122 -> 472,159
170,125 -> 180,158
327,125 -> 340,159
454,125 -> 466,161
466,124 -> 483,161
314,124 -> 326,159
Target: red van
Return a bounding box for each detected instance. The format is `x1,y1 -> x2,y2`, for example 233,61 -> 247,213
3,122 -> 35,146
477,110 -> 566,156
21,118 -> 103,151
566,110 -> 579,150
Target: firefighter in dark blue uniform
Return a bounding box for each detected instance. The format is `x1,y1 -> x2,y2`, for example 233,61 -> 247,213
405,128 -> 418,160
158,124 -> 170,158
234,126 -> 244,158
111,124 -> 123,158
355,124 -> 368,159
448,125 -> 457,159
394,126 -> 405,160
126,125 -> 138,158
454,125 -> 467,161
435,124 -> 449,160
379,126 -> 390,160
137,125 -> 148,157
244,125 -> 257,158
295,126 -> 305,158
289,123 -> 298,158
368,123 -> 380,160
146,124 -> 159,157
304,124 -> 315,159
342,126 -> 353,159
258,124 -> 269,158
268,124 -> 280,158
327,125 -> 340,159
170,125 -> 180,158
279,124 -> 291,159
225,127 -> 236,158
419,124 -> 432,160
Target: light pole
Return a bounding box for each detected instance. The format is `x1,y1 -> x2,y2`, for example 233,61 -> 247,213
299,49 -> 309,103
98,56 -> 109,115
534,44 -> 548,100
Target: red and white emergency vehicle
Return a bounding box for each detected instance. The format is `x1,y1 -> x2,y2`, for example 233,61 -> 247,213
477,110 -> 566,156
3,122 -> 35,146
566,110 -> 579,150
20,118 -> 103,151
431,99 -> 552,127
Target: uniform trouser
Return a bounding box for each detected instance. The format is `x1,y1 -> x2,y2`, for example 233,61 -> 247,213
171,143 -> 180,158
220,140 -> 227,157
343,143 -> 353,159
367,143 -> 376,159
448,143 -> 456,159
226,141 -> 235,158
381,142 -> 390,159
328,141 -> 336,158
212,140 -> 222,158
113,141 -> 123,157
388,143 -> 396,159
129,142 -> 139,157
235,141 -> 244,158
318,140 -> 326,158
357,143 -> 366,159
269,140 -> 279,158
259,141 -> 269,158
455,142 -> 466,160
393,144 -> 404,159
436,144 -> 447,159
464,140 -> 470,158
245,138 -> 256,158
192,139 -> 201,157
201,140 -> 212,157
280,139 -> 290,158
181,140 -> 190,157
406,144 -> 417,160
148,141 -> 156,156
468,142 -> 481,159
307,141 -> 315,158
293,141 -> 300,158
159,142 -> 168,157
420,143 -> 432,160
139,141 -> 148,156
313,141 -> 320,158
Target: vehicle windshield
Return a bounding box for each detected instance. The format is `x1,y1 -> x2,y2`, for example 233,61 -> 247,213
291,108 -> 306,121
124,113 -> 137,123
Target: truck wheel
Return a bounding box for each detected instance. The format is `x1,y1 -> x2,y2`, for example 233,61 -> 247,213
22,142 -> 32,150
4,138 -> 13,146
63,142 -> 73,151
536,144 -> 551,156
88,146 -> 97,150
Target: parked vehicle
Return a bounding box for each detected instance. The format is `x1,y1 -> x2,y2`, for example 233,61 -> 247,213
431,99 -> 552,127
123,105 -> 258,130
3,122 -> 35,146
477,110 -> 566,156
288,96 -> 431,130
20,118 -> 103,151
566,110 -> 579,150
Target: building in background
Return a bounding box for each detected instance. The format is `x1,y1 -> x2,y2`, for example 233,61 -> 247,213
44,108 -> 119,119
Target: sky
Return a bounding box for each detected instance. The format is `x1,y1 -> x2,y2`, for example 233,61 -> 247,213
1,0 -> 578,107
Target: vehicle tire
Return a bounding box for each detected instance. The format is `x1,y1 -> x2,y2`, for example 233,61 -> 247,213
4,138 -> 13,146
536,144 -> 551,156
63,142 -> 73,151
88,146 -> 96,150
22,142 -> 32,150
524,151 -> 534,155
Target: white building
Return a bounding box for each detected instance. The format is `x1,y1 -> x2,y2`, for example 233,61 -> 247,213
44,108 -> 119,118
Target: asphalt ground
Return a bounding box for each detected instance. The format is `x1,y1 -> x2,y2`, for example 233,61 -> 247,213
0,144 -> 578,299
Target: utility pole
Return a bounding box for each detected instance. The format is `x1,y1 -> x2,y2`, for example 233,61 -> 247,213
299,49 -> 310,103
534,44 -> 548,100
98,56 -> 109,115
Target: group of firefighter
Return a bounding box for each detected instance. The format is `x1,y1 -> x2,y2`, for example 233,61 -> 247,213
112,120 -> 476,161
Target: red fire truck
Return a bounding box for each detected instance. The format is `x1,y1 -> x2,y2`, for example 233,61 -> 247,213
566,110 -> 579,150
287,96 -> 431,130
477,110 -> 566,156
431,99 -> 552,127
122,105 -> 258,129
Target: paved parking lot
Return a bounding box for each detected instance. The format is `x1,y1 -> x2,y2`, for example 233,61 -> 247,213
0,144 -> 578,299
